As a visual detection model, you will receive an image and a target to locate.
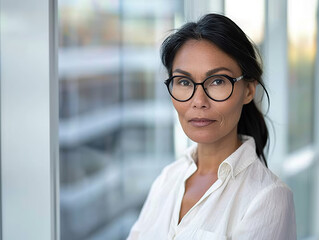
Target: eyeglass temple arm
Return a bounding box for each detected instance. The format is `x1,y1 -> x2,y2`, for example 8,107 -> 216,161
235,75 -> 244,82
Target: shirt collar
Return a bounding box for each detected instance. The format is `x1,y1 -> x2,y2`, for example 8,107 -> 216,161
184,135 -> 258,181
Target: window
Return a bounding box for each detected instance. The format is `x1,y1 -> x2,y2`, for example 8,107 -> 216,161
58,1 -> 182,239
286,0 -> 318,238
287,0 -> 317,152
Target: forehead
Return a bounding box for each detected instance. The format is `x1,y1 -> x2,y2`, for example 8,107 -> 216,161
172,39 -> 241,76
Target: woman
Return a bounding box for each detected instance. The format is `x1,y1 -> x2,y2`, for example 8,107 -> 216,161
127,13 -> 296,240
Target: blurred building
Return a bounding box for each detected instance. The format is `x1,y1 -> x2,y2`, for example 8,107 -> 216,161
58,1 -> 180,239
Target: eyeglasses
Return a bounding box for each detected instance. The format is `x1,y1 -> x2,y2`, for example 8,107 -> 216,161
164,74 -> 244,102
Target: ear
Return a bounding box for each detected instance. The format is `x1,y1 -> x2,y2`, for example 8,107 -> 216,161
243,80 -> 257,104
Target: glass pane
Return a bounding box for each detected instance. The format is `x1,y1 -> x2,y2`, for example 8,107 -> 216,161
287,1 -> 318,239
287,0 -> 317,152
58,1 -> 182,239
225,0 -> 265,45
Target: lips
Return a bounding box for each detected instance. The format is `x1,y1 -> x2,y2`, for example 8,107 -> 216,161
188,118 -> 216,127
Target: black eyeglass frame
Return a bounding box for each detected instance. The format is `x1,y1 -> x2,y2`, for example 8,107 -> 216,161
164,74 -> 244,102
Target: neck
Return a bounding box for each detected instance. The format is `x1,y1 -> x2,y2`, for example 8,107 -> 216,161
196,133 -> 241,175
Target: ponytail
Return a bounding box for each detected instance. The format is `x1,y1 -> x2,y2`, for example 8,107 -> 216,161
238,100 -> 268,166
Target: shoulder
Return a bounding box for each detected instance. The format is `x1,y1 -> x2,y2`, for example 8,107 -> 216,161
232,153 -> 296,237
230,136 -> 294,210
235,135 -> 292,196
248,158 -> 291,192
232,162 -> 296,239
241,158 -> 294,215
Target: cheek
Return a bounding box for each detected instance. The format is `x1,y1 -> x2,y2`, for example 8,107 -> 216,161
172,100 -> 187,123
217,100 -> 244,127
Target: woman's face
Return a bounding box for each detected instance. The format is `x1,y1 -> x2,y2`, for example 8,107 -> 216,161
171,39 -> 256,145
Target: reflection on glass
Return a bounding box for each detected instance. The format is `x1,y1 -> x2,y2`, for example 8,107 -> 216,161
59,1 -> 181,239
288,0 -> 316,152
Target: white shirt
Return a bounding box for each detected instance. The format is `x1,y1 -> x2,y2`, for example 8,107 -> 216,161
127,136 -> 296,240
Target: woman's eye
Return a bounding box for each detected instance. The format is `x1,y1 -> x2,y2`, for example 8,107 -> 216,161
211,78 -> 225,86
177,79 -> 192,86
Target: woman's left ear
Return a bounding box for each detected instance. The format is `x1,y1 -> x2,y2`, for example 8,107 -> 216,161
243,80 -> 257,104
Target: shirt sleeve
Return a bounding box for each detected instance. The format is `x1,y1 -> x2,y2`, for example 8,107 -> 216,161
232,184 -> 297,240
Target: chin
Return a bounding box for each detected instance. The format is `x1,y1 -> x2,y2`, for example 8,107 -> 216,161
186,132 -> 219,144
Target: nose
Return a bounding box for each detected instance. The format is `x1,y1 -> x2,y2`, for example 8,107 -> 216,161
191,86 -> 210,109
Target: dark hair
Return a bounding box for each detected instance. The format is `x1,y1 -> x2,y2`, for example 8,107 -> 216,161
161,13 -> 269,167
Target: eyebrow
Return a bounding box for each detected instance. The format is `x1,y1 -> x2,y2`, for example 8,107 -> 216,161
172,67 -> 233,77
